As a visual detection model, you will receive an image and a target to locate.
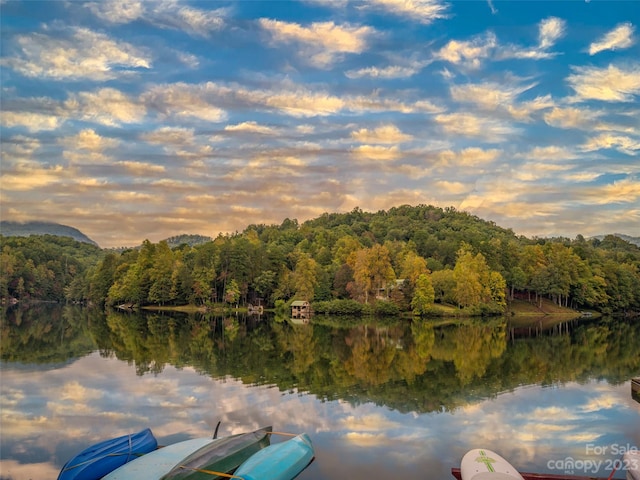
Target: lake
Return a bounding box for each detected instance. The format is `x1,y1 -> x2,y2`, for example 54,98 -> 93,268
1,305 -> 639,480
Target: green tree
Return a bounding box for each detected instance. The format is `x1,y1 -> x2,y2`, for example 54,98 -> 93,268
148,241 -> 175,305
411,273 -> 435,315
292,252 -> 319,301
453,245 -> 485,308
347,244 -> 396,303
431,269 -> 456,304
224,278 -> 240,307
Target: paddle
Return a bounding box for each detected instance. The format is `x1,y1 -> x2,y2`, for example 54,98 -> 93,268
177,465 -> 243,478
266,431 -> 298,437
174,431 -> 301,478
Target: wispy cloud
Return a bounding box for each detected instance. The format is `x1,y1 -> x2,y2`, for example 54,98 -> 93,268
66,88 -> 145,126
567,63 -> 640,102
259,19 -> 374,68
1,27 -> 150,80
434,112 -> 518,142
498,17 -> 566,60
581,133 -> 640,155
436,32 -> 497,69
538,17 -> 566,50
345,60 -> 429,79
84,0 -> 144,24
588,22 -> 635,55
364,0 -> 450,25
85,0 -> 229,37
351,125 -> 413,144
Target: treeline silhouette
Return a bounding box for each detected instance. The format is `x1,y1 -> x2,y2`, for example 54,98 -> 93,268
1,205 -> 639,314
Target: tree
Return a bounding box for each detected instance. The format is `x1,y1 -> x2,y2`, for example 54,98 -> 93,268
453,245 -> 485,308
347,244 -> 396,303
224,278 -> 240,307
411,273 -> 435,315
452,244 -> 506,312
292,252 -> 319,301
431,269 -> 456,304
148,241 -> 175,305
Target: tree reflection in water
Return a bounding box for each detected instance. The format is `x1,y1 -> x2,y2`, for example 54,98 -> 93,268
2,306 -> 639,413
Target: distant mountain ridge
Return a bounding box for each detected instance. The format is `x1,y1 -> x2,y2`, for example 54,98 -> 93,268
590,233 -> 640,247
163,234 -> 213,248
0,221 -> 99,246
1,220 -> 638,250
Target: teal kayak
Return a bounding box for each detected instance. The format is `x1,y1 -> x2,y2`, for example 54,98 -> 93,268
103,427 -> 272,480
233,433 -> 314,480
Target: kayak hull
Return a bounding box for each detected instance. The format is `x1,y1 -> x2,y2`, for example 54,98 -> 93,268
104,427 -> 272,480
160,426 -> 272,479
234,433 -> 314,480
57,428 -> 158,480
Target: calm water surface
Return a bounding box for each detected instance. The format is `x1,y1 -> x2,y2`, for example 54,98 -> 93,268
1,305 -> 639,480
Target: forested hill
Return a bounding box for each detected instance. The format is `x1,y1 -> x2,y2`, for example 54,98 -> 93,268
1,205 -> 639,315
0,221 -> 98,246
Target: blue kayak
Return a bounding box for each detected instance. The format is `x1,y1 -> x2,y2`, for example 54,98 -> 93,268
57,428 -> 158,480
233,433 -> 314,480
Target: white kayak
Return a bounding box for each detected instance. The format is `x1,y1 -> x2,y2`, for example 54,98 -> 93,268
461,449 -> 525,480
102,438 -> 214,480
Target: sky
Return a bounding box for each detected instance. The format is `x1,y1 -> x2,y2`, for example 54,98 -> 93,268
1,0 -> 639,248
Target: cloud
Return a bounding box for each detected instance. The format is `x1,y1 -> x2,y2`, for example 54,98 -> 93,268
544,106 -> 602,129
578,177 -> 640,205
85,0 -> 229,37
259,19 -> 374,68
567,63 -> 640,102
1,164 -> 66,191
0,136 -> 42,162
451,82 -> 527,109
345,61 -> 427,79
141,127 -> 196,146
65,88 -> 145,126
141,83 -> 227,122
351,125 -> 413,144
59,129 -> 120,152
518,145 -> 578,162
436,32 -> 497,69
438,17 -> 565,68
449,81 -> 553,120
363,0 -> 450,25
117,161 -> 167,175
351,145 -> 401,161
2,27 -> 150,81
538,17 -> 566,50
581,133 -> 640,155
1,111 -> 63,132
589,22 -> 635,55
434,113 -> 518,142
434,180 -> 469,194
497,17 -> 566,61
341,413 -> 401,431
84,0 -> 144,24
224,121 -> 277,135
436,147 -> 502,168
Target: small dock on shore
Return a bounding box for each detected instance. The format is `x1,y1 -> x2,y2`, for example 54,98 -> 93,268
632,378 -> 640,404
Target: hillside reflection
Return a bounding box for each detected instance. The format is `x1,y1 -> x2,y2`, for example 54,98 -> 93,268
2,305 -> 639,413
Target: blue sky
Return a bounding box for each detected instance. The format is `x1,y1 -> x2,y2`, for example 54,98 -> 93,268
1,0 -> 639,247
